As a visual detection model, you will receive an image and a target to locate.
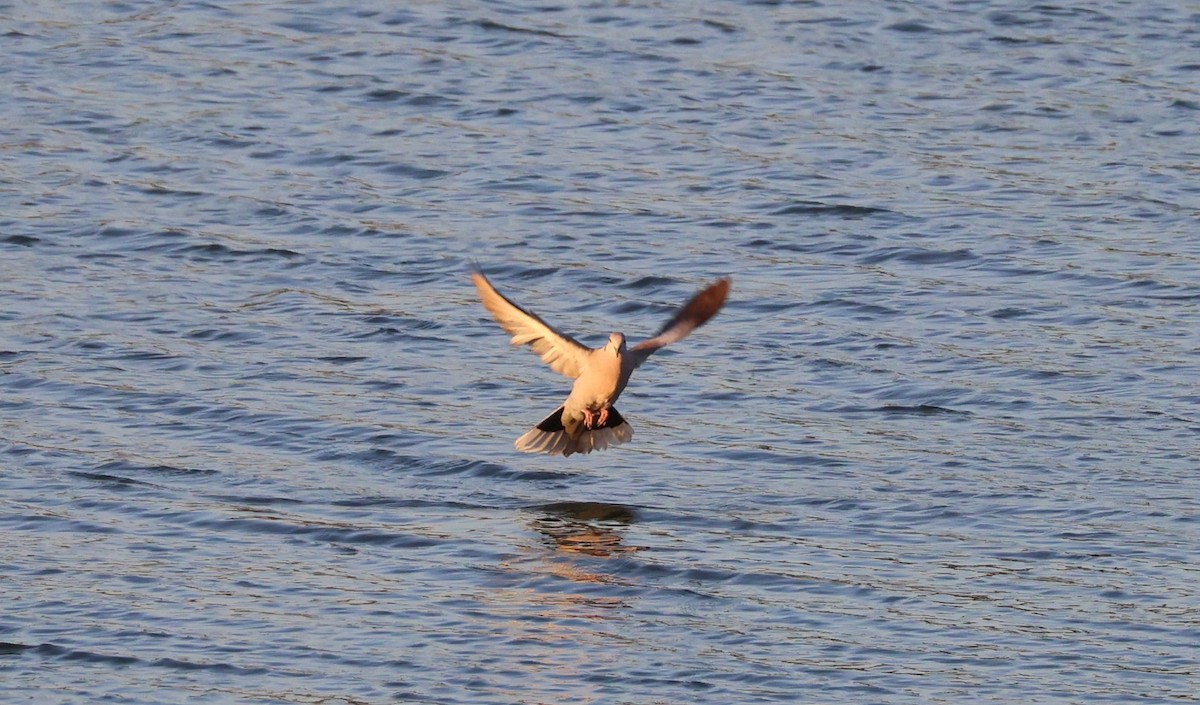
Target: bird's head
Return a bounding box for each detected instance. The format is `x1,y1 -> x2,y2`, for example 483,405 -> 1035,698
607,332 -> 627,353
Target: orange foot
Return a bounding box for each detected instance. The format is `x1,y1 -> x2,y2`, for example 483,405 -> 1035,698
581,407 -> 609,430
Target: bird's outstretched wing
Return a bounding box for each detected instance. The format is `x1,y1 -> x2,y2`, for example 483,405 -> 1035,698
473,270 -> 593,379
629,277 -> 731,369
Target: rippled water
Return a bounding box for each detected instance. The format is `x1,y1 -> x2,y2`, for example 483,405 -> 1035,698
3,1 -> 1199,703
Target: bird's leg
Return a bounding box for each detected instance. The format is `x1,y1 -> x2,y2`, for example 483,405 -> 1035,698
581,408 -> 597,429
596,407 -> 609,427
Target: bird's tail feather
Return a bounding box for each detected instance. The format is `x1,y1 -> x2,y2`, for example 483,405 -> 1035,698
515,406 -> 633,457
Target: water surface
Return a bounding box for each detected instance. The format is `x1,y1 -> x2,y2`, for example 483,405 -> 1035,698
2,1 -> 1198,703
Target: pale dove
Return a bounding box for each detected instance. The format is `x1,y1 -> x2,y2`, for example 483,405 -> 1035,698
473,269 -> 731,456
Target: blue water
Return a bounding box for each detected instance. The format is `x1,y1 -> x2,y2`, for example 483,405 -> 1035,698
3,1 -> 1198,703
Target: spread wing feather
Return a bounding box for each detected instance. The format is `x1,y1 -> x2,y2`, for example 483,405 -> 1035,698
472,270 -> 592,379
630,278 -> 731,369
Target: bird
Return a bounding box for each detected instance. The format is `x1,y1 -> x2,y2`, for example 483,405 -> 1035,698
472,268 -> 731,456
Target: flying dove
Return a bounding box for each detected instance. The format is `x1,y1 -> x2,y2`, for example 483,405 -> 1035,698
472,269 -> 731,456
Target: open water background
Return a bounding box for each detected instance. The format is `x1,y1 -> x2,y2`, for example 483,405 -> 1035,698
2,1 -> 1199,703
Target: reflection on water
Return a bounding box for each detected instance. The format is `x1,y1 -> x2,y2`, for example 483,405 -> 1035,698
480,503 -> 637,639
528,502 -> 641,558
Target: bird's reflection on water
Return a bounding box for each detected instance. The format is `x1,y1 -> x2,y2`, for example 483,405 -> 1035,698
528,501 -> 641,557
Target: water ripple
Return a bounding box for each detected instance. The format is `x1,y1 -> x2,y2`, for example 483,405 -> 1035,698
3,1 -> 1199,704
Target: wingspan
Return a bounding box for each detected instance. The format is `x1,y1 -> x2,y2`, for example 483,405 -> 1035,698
630,277 -> 731,369
473,270 -> 593,379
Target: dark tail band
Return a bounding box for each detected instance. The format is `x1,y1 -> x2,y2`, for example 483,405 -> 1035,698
519,406 -> 633,456
536,406 -> 626,432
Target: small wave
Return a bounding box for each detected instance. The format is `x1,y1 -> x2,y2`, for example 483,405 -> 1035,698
424,458 -> 578,482
5,641 -> 273,675
873,404 -> 972,417
67,471 -> 157,488
204,494 -> 305,507
381,163 -> 451,180
167,243 -> 306,262
770,201 -> 896,218
625,275 -> 678,290
183,513 -> 444,549
807,297 -> 899,317
476,19 -> 568,38
94,460 -> 217,477
859,246 -> 975,265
